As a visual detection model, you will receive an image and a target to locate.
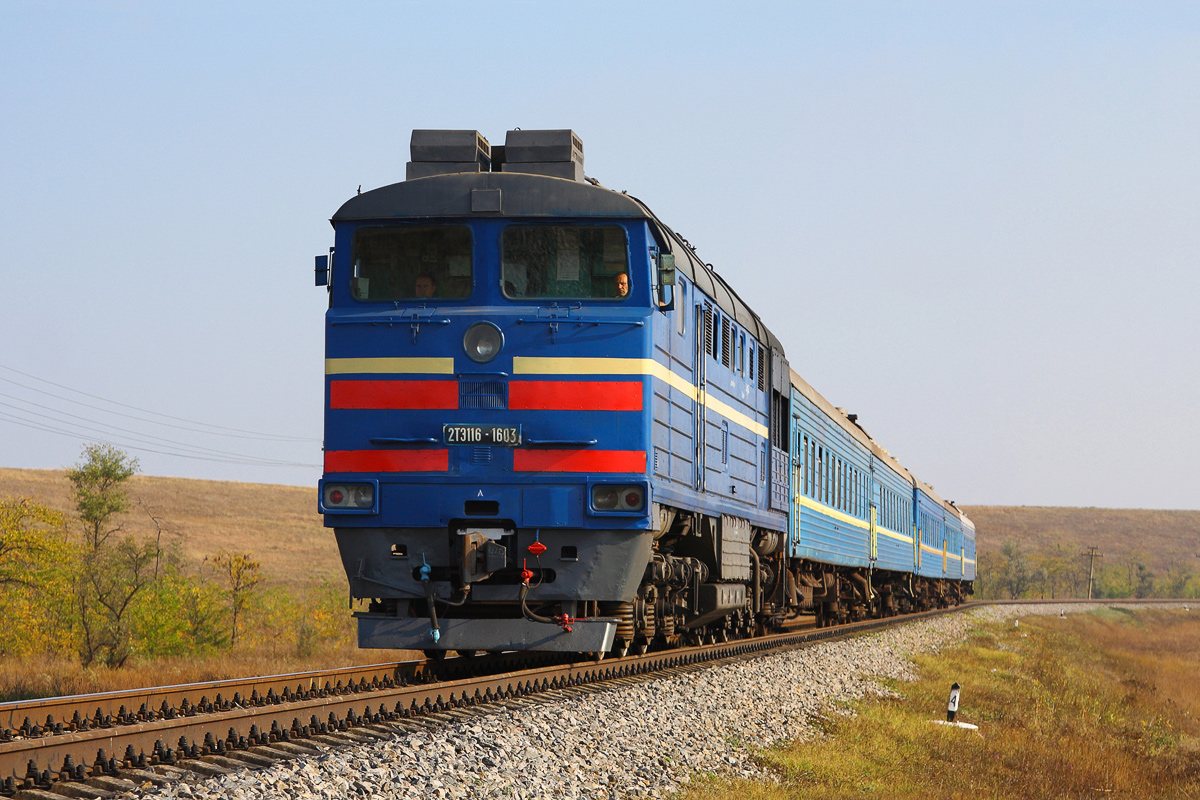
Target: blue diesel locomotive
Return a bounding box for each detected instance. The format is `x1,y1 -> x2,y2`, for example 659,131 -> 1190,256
315,129 -> 974,656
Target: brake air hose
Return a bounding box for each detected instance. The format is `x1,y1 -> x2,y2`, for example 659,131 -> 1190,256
419,555 -> 440,643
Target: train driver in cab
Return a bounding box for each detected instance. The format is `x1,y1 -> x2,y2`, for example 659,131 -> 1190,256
614,272 -> 630,298
414,274 -> 436,299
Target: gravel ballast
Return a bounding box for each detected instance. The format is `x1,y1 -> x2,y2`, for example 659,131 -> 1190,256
129,603 -> 1183,800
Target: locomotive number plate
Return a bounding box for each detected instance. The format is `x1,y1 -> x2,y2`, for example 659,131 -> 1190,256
443,423 -> 522,446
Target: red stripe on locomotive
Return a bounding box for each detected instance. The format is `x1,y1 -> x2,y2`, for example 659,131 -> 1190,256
329,380 -> 458,410
508,380 -> 643,411
325,450 -> 449,473
513,449 -> 646,473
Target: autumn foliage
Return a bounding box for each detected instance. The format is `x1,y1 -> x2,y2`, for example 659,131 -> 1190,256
0,446 -> 355,699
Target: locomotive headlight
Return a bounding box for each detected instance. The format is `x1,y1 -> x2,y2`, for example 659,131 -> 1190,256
463,322 -> 504,363
592,486 -> 620,510
323,483 -> 375,510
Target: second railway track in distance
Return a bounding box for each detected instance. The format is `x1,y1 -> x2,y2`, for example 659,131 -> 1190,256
0,604 -> 970,798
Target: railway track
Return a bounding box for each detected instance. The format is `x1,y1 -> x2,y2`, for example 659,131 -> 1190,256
0,603 -> 975,798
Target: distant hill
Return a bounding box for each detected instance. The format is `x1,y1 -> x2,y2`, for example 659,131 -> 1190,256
3,468 -> 1196,587
0,468 -> 339,588
961,505 -> 1200,574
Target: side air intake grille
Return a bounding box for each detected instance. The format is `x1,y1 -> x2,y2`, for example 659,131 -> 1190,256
721,317 -> 731,368
703,304 -> 713,359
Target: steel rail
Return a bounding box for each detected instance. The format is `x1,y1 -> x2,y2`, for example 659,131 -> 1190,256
0,603 -> 973,794
0,649 -> 569,740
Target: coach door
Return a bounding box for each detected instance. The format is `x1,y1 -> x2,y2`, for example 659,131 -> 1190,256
868,462 -> 878,564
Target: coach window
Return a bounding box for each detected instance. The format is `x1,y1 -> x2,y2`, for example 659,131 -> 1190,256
801,434 -> 808,497
841,461 -> 846,512
832,459 -> 838,509
855,470 -> 860,517
350,225 -> 473,301
824,452 -> 831,505
816,447 -> 823,503
803,436 -> 810,497
811,438 -> 817,499
837,459 -> 843,511
826,452 -> 831,506
840,461 -> 846,512
822,449 -> 829,505
501,225 -> 628,300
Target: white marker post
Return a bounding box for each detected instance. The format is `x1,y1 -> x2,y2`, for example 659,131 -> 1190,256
947,682 -> 961,722
933,683 -> 978,730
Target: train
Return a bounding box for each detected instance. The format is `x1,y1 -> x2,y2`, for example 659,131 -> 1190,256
314,128 -> 974,657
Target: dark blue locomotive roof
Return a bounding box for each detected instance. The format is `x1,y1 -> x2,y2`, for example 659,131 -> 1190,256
332,171 -> 785,357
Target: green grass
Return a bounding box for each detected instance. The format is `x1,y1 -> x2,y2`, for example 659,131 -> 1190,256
676,610 -> 1200,800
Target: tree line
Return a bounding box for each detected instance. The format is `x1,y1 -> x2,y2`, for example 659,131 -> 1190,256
0,444 -> 349,668
977,540 -> 1200,600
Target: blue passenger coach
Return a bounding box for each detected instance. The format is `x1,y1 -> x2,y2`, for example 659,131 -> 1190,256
315,129 -> 972,654
786,371 -> 966,624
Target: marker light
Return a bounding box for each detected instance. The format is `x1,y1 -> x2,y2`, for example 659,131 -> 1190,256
591,485 -> 645,512
323,483 -> 375,509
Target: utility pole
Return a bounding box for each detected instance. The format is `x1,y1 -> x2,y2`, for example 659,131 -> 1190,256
1083,546 -> 1103,599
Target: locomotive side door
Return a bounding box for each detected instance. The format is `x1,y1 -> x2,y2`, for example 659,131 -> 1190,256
668,277 -> 696,492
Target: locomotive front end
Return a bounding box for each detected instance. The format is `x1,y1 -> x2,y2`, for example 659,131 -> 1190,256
317,130 -> 668,653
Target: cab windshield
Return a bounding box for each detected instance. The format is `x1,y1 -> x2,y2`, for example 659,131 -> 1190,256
350,226 -> 472,301
501,225 -> 629,300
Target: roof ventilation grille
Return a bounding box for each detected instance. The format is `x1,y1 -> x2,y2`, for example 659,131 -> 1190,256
500,129 -> 585,182
406,130 -> 491,180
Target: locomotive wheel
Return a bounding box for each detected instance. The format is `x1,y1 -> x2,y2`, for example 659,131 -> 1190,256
423,649 -> 447,661
638,586 -> 657,642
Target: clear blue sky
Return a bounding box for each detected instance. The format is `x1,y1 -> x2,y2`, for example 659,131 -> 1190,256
2,2 -> 1197,509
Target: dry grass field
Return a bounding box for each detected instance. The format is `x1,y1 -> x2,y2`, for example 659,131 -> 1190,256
962,505 -> 1200,575
680,608 -> 1200,800
0,467 -> 341,587
3,466 -> 1196,701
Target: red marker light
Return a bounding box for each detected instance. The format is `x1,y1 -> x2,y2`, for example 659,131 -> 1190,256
527,541 -> 547,555
329,489 -> 345,505
624,491 -> 642,508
